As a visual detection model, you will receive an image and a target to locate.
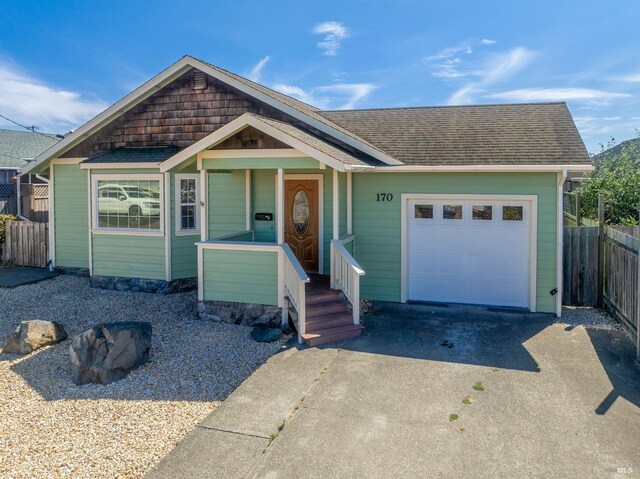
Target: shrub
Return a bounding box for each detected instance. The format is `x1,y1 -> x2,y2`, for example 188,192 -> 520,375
0,215 -> 19,245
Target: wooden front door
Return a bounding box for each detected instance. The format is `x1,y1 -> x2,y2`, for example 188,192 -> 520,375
285,179 -> 319,272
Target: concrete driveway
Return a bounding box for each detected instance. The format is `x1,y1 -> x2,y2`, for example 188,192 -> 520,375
146,304 -> 640,479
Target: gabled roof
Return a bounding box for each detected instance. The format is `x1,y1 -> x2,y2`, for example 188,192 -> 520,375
161,113 -> 376,172
0,129 -> 60,169
23,56 -> 399,174
83,146 -> 179,164
320,103 -> 591,166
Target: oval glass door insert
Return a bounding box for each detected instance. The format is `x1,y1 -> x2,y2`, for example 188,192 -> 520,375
292,191 -> 310,235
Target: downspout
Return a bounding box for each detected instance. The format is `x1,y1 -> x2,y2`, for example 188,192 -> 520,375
556,170 -> 568,318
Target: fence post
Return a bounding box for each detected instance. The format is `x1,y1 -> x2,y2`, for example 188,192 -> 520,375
597,194 -> 605,307
575,191 -> 582,226
637,209 -> 640,360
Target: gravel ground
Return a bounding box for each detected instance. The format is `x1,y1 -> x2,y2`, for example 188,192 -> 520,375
0,275 -> 288,479
559,306 -> 623,330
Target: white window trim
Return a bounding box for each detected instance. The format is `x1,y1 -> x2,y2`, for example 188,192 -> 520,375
91,173 -> 164,236
175,173 -> 201,235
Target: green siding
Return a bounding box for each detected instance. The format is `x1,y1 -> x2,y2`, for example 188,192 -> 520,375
54,164 -> 89,268
92,234 -> 165,279
88,169 -> 166,280
352,172 -> 558,312
202,157 -> 319,170
252,170 -> 276,242
171,170 -> 198,279
208,171 -> 246,238
202,249 -> 278,305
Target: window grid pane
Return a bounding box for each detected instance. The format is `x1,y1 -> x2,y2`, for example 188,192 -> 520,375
503,206 -> 524,221
97,179 -> 161,230
472,205 -> 492,220
443,205 -> 462,219
179,178 -> 198,230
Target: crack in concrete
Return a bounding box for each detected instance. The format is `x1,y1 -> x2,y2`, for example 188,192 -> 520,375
196,424 -> 271,440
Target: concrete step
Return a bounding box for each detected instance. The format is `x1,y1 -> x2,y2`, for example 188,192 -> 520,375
302,324 -> 363,347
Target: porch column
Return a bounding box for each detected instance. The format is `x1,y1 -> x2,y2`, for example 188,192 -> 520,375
245,169 -> 252,231
277,168 -> 284,244
347,171 -> 352,235
333,169 -> 339,240
331,169 -> 339,288
200,168 -> 208,242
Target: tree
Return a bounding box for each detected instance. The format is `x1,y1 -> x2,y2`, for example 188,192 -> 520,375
578,134 -> 640,226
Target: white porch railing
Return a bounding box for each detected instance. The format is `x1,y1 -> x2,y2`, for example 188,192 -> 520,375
197,239 -> 309,342
281,244 -> 310,343
330,238 -> 365,324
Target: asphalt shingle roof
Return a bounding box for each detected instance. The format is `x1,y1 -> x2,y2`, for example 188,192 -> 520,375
83,146 -> 180,164
199,58 -> 393,161
250,114 -> 381,167
0,129 -> 60,169
319,102 -> 591,166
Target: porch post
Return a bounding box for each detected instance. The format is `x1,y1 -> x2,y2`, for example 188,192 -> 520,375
347,171 -> 352,235
331,169 -> 339,288
200,168 -> 208,242
245,169 -> 251,231
277,168 -> 284,244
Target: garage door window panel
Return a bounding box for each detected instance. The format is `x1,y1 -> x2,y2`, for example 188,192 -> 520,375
472,205 -> 493,220
503,206 -> 524,221
443,205 -> 462,219
414,205 -> 434,219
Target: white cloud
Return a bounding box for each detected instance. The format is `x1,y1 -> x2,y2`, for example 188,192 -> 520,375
248,56 -> 271,82
0,59 -> 107,133
273,84 -> 318,105
273,82 -> 375,109
312,21 -> 348,56
424,43 -> 473,62
610,73 -> 640,83
484,87 -> 631,102
424,39 -> 501,80
318,83 -> 377,109
448,47 -> 535,104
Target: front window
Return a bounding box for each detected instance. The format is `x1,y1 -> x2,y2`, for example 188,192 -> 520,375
95,176 -> 162,231
176,174 -> 200,233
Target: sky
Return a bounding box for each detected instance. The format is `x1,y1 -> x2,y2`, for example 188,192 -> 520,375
0,0 -> 638,154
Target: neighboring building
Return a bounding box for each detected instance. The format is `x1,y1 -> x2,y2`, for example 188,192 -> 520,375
0,129 -> 59,216
22,56 -> 592,345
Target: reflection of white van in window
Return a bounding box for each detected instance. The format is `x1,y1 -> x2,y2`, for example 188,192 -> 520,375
98,184 -> 161,217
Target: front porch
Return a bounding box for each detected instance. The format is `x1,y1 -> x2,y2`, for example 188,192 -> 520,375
195,166 -> 364,344
161,113 -> 370,345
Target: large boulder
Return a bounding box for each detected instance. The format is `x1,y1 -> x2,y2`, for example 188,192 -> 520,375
70,322 -> 152,385
2,320 -> 67,355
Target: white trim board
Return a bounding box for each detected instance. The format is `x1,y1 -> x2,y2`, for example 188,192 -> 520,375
284,173 -> 325,275
174,173 -> 201,235
90,173 -> 165,235
400,193 -> 538,312
80,162 -> 162,170
371,164 -> 593,173
200,149 -> 306,159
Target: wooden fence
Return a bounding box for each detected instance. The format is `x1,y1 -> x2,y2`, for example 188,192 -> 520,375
563,227 -> 599,306
20,184 -> 49,222
2,221 -> 49,268
603,226 -> 639,347
563,223 -> 639,357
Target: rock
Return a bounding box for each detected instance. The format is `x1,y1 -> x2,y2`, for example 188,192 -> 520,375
251,325 -> 282,343
2,320 -> 68,355
70,322 -> 152,385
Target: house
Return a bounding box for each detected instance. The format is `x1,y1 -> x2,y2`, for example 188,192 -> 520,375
0,129 -> 59,217
22,56 -> 592,345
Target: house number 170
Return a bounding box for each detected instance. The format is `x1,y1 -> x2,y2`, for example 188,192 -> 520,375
376,193 -> 394,202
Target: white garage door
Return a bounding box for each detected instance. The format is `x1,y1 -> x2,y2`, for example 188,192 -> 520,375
407,197 -> 532,308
